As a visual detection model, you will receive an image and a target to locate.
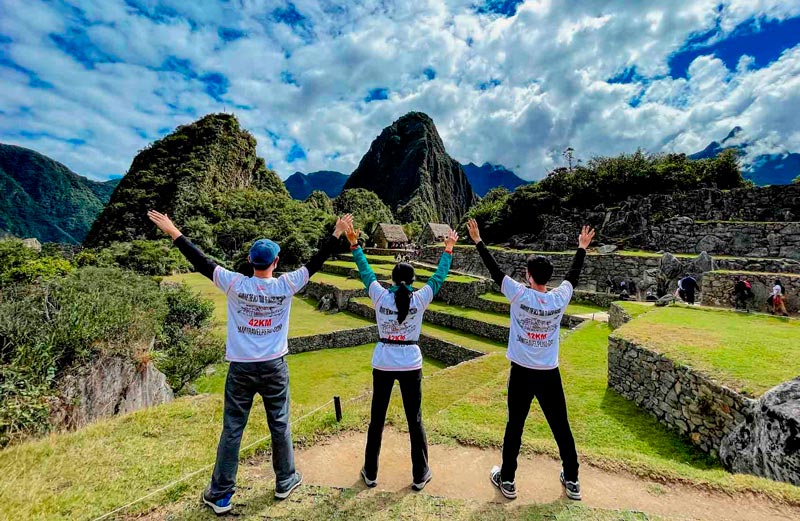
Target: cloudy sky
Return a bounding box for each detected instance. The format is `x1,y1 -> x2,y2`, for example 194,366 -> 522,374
2,0 -> 800,182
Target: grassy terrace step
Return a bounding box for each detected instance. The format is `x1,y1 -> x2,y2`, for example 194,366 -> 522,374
479,291 -> 606,316
614,306 -> 800,397
323,259 -> 480,284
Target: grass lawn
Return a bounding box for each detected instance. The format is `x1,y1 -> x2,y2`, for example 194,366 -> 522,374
4,278 -> 799,519
614,306 -> 800,396
427,300 -> 510,326
309,271 -> 366,290
617,300 -> 655,319
195,344 -> 446,402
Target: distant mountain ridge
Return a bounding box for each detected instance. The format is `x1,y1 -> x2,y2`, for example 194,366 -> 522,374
0,144 -> 119,243
689,127 -> 800,185
461,162 -> 527,196
284,170 -> 348,200
342,112 -> 476,224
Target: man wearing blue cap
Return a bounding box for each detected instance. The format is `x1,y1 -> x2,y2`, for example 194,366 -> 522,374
148,210 -> 353,514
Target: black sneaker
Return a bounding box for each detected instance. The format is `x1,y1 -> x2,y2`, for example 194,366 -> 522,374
361,467 -> 377,488
202,489 -> 233,515
274,471 -> 303,500
411,468 -> 432,491
489,465 -> 517,499
560,470 -> 581,500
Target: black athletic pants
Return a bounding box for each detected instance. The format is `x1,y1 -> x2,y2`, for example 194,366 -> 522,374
364,368 -> 429,483
501,363 -> 579,483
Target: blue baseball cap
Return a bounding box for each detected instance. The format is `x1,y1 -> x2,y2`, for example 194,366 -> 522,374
249,239 -> 280,269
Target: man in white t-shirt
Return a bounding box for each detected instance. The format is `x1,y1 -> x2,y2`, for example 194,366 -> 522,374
148,210 -> 352,514
466,219 -> 594,502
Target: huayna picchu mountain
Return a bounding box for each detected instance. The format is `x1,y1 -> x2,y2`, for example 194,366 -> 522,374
342,112 -> 476,224
0,144 -> 119,244
85,113 -> 287,247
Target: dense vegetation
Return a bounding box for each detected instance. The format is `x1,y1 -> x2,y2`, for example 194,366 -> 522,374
465,149 -> 746,243
84,113 -> 288,247
0,239 -> 221,446
333,188 -> 395,242
0,144 -> 118,243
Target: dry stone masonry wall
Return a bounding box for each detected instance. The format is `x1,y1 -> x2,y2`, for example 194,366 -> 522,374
701,271 -> 800,313
648,220 -> 800,259
608,336 -> 753,457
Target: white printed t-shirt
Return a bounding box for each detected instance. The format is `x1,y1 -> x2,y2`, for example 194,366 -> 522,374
368,281 -> 435,371
501,275 -> 573,370
213,266 -> 309,362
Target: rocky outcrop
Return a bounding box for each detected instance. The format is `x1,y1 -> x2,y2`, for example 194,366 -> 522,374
51,354 -> 173,431
85,113 -> 287,246
720,378 -> 800,486
343,112 -> 476,224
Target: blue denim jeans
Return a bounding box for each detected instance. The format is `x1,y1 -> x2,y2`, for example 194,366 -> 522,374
208,357 -> 295,498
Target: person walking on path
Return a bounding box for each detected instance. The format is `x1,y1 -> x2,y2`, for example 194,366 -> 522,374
346,222 -> 458,492
148,210 -> 353,515
677,275 -> 699,305
733,277 -> 753,312
770,279 -> 789,316
465,218 -> 594,502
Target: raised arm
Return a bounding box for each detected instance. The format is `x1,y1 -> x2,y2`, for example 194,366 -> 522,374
148,210 -> 217,279
304,214 -> 352,277
564,225 -> 595,287
466,219 -> 506,286
345,224 -> 377,289
425,229 -> 457,296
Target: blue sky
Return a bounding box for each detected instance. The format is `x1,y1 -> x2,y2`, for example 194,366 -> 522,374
1,0 -> 800,181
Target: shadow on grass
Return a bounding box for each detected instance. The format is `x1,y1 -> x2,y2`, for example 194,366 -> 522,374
598,388 -> 720,471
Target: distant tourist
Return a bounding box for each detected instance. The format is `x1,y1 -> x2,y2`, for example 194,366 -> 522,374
148,210 -> 353,514
466,218 -> 594,502
676,275 -> 699,305
733,277 -> 754,312
770,279 -> 789,316
346,222 -> 458,492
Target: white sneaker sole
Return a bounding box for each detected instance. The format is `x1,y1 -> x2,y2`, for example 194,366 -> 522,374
411,471 -> 432,491
361,468 -> 377,488
275,473 -> 303,500
202,494 -> 232,515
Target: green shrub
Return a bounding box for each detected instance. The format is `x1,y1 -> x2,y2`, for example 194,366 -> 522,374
0,367 -> 53,447
81,240 -> 191,276
334,188 -> 394,238
154,283 -> 222,393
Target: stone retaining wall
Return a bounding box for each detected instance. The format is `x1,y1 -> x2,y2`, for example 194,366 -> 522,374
287,324 -> 482,367
422,247 -> 800,294
701,271 -> 800,313
363,248 -> 412,256
608,336 -> 753,456
649,220 -> 800,259
288,326 -> 378,354
302,280 -> 366,309
346,300 -> 583,342
608,303 -> 632,330
418,335 -> 484,366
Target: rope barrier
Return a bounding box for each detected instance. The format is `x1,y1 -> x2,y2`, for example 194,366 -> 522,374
91,398 -> 335,521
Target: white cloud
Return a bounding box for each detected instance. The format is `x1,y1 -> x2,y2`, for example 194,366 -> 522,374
1,0 -> 799,182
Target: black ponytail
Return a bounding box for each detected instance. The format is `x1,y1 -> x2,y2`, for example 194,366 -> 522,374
392,262 -> 415,324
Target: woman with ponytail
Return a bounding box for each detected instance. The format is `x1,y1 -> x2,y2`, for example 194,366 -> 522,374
346,223 -> 458,492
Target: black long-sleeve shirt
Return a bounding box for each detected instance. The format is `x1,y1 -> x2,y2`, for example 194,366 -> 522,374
173,233 -> 340,280
475,241 -> 586,288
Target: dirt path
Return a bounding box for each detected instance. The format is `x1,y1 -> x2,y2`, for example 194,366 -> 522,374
296,428 -> 800,521
574,311 -> 609,322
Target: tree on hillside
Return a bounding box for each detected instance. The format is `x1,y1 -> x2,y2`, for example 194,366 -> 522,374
334,188 -> 394,240
304,190 -> 334,214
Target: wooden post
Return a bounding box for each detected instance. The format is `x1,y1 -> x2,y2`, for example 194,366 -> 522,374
334,396 -> 342,422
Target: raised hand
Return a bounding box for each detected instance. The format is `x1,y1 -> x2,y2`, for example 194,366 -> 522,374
147,210 -> 181,240
334,214 -> 353,238
466,219 -> 482,244
444,229 -> 459,251
578,225 -> 595,250
345,224 -> 361,246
